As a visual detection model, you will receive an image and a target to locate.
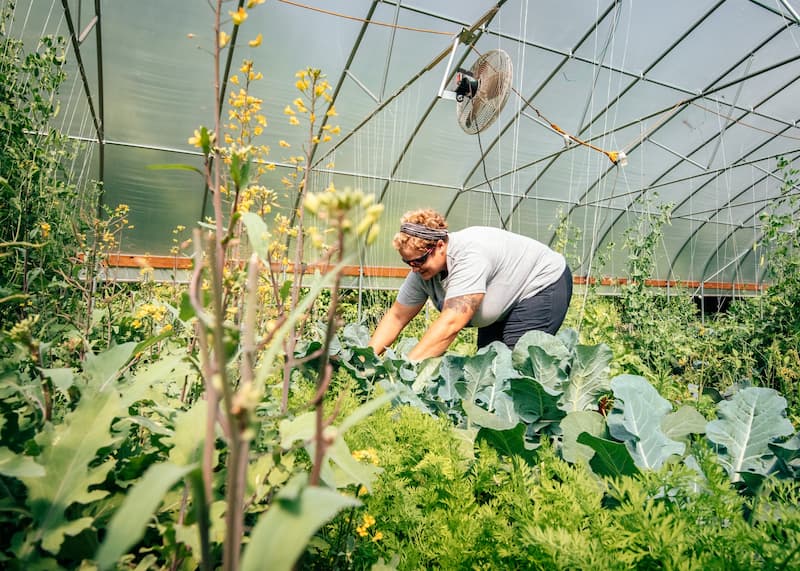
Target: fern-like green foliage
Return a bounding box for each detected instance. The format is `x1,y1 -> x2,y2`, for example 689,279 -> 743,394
313,401 -> 800,570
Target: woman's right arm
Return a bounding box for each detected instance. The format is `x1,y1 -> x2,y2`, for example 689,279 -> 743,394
368,300 -> 424,355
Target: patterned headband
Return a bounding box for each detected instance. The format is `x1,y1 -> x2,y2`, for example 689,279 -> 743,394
400,222 -> 448,241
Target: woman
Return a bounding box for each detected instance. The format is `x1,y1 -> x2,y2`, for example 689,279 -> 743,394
369,209 -> 573,360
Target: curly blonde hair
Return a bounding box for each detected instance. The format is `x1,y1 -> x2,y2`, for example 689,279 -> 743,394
392,209 -> 449,251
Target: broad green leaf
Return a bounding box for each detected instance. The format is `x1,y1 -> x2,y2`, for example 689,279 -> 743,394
607,375 -> 684,470
437,354 -> 467,399
412,357 -> 442,393
96,462 -> 196,570
508,376 -> 562,424
338,391 -> 396,434
280,392 -> 394,488
0,447 -> 44,478
459,342 -> 516,412
165,400 -> 208,466
475,423 -> 537,466
241,211 -> 271,261
41,517 -> 95,554
577,432 -> 640,477
241,474 -> 359,571
458,346 -> 500,401
513,330 -> 570,370
341,322 -> 371,347
39,367 -> 74,394
769,433 -> 800,479
706,387 -> 794,481
83,342 -> 137,390
462,399 -> 517,430
20,345 -> 159,555
661,405 -> 707,440
527,345 -> 569,392
325,438 -> 382,491
559,343 -> 612,413
560,411 -> 606,464
279,412 -> 316,448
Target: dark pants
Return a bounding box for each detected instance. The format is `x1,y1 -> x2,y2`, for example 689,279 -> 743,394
477,265 -> 573,349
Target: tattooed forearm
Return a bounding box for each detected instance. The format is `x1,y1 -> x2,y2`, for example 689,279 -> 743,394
442,293 -> 483,316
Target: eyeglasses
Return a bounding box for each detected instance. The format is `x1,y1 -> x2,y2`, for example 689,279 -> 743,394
402,247 -> 434,268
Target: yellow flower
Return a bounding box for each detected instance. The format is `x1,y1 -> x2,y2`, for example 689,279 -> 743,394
283,105 -> 295,116
326,106 -> 338,117
330,125 -> 341,135
219,31 -> 230,48
188,129 -> 202,147
230,75 -> 239,85
279,140 -> 291,148
295,79 -> 309,91
39,221 -> 51,238
248,33 -> 263,47
289,116 -> 300,126
230,7 -> 248,26
371,531 -> 383,542
247,0 -> 265,7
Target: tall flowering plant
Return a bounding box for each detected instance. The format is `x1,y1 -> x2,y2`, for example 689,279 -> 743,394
161,2 -> 385,570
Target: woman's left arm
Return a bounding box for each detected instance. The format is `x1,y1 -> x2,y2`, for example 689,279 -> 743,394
407,292 -> 484,360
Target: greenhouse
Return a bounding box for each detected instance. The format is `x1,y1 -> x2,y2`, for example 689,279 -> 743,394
2,0 -> 799,569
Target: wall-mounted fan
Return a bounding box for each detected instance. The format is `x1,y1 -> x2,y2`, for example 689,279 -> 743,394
456,49 -> 513,135
452,49 -> 513,134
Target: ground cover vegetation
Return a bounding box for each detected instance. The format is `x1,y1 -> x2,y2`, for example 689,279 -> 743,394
1,2 -> 798,569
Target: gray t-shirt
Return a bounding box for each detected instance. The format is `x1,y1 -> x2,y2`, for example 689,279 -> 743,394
396,227 -> 566,328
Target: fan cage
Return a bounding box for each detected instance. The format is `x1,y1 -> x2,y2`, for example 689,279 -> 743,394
456,49 -> 513,134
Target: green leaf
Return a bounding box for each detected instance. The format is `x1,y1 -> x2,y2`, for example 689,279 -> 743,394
661,405 -> 707,440
706,387 -> 795,481
508,376 -> 562,424
39,367 -> 74,394
179,291 -> 195,321
241,475 -> 359,571
607,375 -> 684,470
577,432 -> 640,477
475,423 -> 537,466
560,411 -> 606,464
0,447 -> 44,478
512,330 -> 570,384
338,390 -> 396,434
146,163 -> 204,175
83,342 -> 137,390
19,345 -> 158,555
769,433 -> 800,479
324,438 -> 382,491
462,399 -> 517,430
165,400 -> 208,466
559,343 -> 612,413
241,212 -> 271,261
513,330 -> 570,370
96,462 -> 196,570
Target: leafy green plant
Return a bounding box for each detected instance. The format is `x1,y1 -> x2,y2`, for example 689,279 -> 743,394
0,1 -> 90,336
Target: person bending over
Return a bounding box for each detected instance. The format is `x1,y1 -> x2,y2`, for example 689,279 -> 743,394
369,209 -> 573,361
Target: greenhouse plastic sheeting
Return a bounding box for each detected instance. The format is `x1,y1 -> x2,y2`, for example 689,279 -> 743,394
8,0 -> 800,288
